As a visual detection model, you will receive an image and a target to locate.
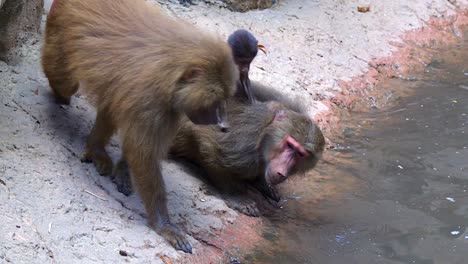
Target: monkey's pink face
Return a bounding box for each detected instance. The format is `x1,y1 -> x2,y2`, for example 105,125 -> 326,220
266,135 -> 310,185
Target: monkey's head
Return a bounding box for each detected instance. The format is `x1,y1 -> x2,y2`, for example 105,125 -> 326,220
228,29 -> 258,76
173,43 -> 238,131
227,29 -> 266,91
260,104 -> 325,186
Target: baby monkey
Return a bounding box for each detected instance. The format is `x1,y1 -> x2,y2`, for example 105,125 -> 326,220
228,29 -> 267,104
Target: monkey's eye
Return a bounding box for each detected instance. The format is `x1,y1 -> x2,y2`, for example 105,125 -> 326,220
297,148 -> 312,158
287,142 -> 304,157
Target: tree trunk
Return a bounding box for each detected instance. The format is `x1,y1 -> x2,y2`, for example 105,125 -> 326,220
0,0 -> 44,62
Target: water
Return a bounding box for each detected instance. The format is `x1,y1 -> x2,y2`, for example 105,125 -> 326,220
250,35 -> 467,263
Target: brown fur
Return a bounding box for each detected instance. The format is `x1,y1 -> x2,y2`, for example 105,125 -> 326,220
169,96 -> 325,216
41,0 -> 237,253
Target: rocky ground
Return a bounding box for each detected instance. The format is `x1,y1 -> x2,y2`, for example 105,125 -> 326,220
1,0 -> 467,263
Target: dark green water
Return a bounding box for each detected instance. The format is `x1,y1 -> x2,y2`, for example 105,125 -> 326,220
251,35 -> 467,264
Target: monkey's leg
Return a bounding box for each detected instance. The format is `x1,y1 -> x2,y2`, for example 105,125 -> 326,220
42,32 -> 79,105
112,158 -> 133,196
125,142 -> 192,254
80,109 -> 114,176
45,73 -> 79,105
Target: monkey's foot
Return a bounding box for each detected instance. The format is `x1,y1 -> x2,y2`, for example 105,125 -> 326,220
112,159 -> 133,196
224,196 -> 260,217
80,149 -> 113,176
158,223 -> 193,254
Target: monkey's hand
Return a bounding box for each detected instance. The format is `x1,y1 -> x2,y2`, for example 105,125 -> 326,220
223,195 -> 260,217
263,186 -> 281,203
252,179 -> 281,202
158,222 -> 193,254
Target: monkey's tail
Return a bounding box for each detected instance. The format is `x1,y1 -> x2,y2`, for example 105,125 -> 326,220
41,32 -> 80,104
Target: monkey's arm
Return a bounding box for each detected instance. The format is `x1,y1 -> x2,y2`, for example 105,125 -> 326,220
250,81 -> 305,114
208,175 -> 260,217
123,123 -> 192,253
193,159 -> 262,217
250,81 -> 283,101
251,176 -> 281,203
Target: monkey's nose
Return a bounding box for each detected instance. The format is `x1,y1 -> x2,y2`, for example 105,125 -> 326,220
277,172 -> 286,178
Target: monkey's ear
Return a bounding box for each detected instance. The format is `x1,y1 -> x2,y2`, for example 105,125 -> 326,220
267,102 -> 287,122
180,68 -> 202,84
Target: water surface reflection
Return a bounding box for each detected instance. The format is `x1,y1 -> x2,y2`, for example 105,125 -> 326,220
251,34 -> 467,264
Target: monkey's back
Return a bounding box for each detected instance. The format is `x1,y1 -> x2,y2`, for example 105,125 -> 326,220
171,100 -> 276,180
46,0 -> 232,117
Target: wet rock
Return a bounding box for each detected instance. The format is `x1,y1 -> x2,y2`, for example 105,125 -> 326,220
343,127 -> 355,138
0,0 -> 43,62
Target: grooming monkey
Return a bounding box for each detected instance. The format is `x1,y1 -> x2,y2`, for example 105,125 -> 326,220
109,29 -> 265,195
42,0 -> 238,253
111,29 -> 268,195
227,29 -> 267,104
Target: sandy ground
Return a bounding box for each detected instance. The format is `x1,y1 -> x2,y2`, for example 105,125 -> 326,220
1,0 -> 467,263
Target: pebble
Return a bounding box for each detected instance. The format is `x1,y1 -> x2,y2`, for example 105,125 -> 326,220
445,197 -> 455,202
